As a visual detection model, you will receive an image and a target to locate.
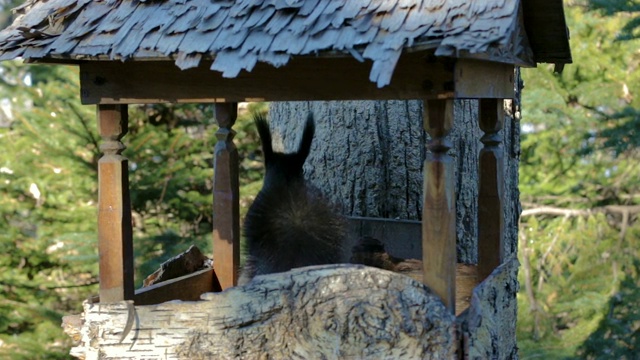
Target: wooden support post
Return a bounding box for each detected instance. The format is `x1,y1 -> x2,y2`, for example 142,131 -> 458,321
97,104 -> 134,302
422,99 -> 456,313
478,99 -> 505,280
213,103 -> 240,290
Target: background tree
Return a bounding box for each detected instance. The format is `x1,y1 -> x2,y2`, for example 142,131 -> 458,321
590,0 -> 640,40
517,2 -> 640,358
0,61 -> 100,359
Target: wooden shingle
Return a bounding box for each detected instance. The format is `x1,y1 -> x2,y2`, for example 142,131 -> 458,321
0,0 -> 571,87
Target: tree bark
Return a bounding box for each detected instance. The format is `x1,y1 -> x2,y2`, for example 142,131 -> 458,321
269,84 -> 522,357
269,98 -> 520,264
66,265 -> 457,359
461,256 -> 520,359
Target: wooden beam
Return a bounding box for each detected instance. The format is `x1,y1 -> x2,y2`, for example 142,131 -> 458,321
454,59 -> 515,99
477,99 -> 506,280
134,268 -> 221,306
422,99 -> 457,313
79,52 -> 455,104
213,103 -> 240,290
97,104 -> 134,302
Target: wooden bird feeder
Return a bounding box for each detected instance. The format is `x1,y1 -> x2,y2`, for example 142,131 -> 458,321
0,0 -> 571,357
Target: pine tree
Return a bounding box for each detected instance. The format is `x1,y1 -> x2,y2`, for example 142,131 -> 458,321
518,3 -> 640,358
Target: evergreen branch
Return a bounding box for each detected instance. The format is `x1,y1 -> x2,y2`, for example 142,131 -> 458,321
521,206 -> 592,217
67,101 -> 100,157
522,205 -> 640,218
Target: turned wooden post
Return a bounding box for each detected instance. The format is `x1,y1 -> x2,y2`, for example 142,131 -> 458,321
97,104 -> 134,302
422,99 -> 456,313
213,103 -> 240,290
478,98 -> 505,280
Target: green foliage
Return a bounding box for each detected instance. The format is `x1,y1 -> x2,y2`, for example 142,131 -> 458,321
578,259 -> 640,359
590,0 -> 640,40
517,214 -> 625,358
0,58 -> 266,357
127,102 -> 266,283
0,62 -> 98,358
520,4 -> 640,206
519,3 -> 640,358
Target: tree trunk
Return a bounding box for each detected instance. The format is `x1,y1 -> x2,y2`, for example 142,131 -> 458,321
65,265 -> 457,359
269,76 -> 522,357
269,97 -> 520,264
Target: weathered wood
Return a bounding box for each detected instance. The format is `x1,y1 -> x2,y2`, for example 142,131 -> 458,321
522,0 -> 573,64
0,0 -> 571,84
478,99 -> 506,280
134,268 -> 220,306
422,99 -> 457,314
346,216 -> 422,261
142,244 -> 210,287
97,104 -> 134,302
66,265 -> 457,359
454,59 -> 515,99
349,236 -> 477,315
454,264 -> 479,316
460,256 -> 519,359
269,100 -> 484,265
212,103 -> 240,290
79,52 -> 455,104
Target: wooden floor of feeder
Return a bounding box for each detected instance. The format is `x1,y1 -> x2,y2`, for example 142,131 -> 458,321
454,264 -> 478,315
131,260 -> 477,316
346,216 -> 479,315
365,262 -> 477,316
105,237 -> 478,316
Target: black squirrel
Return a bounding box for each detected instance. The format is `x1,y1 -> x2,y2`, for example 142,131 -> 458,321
238,113 -> 345,284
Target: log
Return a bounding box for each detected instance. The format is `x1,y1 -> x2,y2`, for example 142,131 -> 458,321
350,236 -> 477,315
460,256 -> 519,359
65,265 -> 457,359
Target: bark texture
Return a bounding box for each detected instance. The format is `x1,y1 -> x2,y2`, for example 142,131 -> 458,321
269,93 -> 522,358
68,265 -> 456,359
461,256 -> 520,359
269,99 -> 520,263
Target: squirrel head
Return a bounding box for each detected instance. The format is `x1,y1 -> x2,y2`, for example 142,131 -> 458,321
254,113 -> 315,189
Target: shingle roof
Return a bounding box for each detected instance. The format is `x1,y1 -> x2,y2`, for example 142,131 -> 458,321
0,0 -> 570,87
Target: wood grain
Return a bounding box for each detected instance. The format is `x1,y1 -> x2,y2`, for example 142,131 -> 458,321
454,59 -> 515,99
477,99 -> 505,280
134,268 -> 221,306
461,256 -> 519,359
212,103 -> 240,290
66,265 -> 457,359
422,99 -> 457,314
97,104 -> 134,302
79,51 -> 455,104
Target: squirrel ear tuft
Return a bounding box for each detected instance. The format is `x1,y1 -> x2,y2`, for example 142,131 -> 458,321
296,113 -> 315,164
254,112 -> 273,162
